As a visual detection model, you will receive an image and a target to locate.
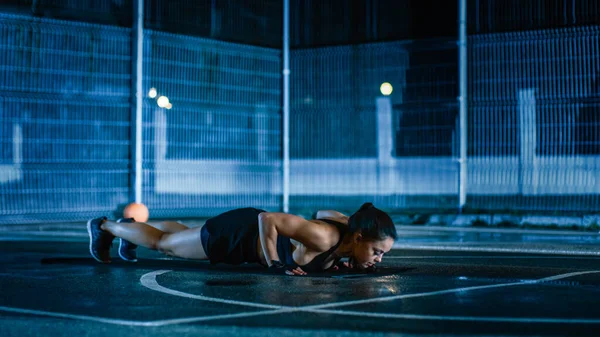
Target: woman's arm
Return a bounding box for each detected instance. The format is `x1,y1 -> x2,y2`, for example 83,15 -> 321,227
258,212 -> 332,267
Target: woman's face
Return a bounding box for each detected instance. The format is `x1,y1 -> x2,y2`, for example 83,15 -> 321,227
351,235 -> 395,270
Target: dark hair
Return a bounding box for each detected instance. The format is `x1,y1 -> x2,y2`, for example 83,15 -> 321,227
347,202 -> 398,241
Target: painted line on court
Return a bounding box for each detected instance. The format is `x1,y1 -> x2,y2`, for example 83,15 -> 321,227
0,305 -> 293,326
307,309 -> 600,324
140,270 -> 284,309
300,270 -> 600,310
142,269 -> 600,325
5,269 -> 598,326
300,281 -> 533,310
303,270 -> 600,309
0,305 -> 154,326
0,270 -> 291,327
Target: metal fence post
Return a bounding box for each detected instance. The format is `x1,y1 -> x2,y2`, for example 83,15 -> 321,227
458,0 -> 468,212
131,0 -> 144,204
282,0 -> 290,213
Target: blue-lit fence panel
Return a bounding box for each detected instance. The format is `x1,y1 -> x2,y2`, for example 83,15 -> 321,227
0,13 -> 131,224
469,26 -> 600,212
142,30 -> 282,217
289,40 -> 459,212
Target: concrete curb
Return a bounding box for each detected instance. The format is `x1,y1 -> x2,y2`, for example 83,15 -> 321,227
391,214 -> 600,231
393,243 -> 600,256
396,225 -> 600,236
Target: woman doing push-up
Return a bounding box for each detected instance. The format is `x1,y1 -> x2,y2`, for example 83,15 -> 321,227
87,202 -> 397,275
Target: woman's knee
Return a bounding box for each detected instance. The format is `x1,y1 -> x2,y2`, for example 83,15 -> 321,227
155,233 -> 175,255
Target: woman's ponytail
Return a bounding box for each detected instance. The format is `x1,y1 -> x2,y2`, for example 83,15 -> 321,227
347,202 -> 398,241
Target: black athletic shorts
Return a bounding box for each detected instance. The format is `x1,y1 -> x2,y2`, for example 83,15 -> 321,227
200,207 -> 266,265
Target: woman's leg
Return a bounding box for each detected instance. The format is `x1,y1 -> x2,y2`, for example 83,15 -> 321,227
101,219 -> 207,260
145,220 -> 189,233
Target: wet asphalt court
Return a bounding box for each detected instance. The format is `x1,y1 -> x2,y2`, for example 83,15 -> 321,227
2,227 -> 600,337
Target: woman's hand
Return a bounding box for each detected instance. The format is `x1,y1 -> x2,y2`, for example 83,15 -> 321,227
329,261 -> 353,271
285,266 -> 307,276
268,260 -> 306,276
330,260 -> 376,273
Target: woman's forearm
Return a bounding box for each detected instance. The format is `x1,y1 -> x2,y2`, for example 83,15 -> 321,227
258,212 -> 280,266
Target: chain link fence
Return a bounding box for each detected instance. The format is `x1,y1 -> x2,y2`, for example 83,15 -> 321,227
1,1 -> 600,225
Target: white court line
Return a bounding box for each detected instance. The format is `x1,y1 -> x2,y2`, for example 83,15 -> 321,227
140,270 -> 284,309
300,270 -> 600,324
0,271 -> 291,327
300,270 -> 600,310
0,305 -> 291,326
139,269 -> 600,325
307,309 -> 600,324
539,270 -> 600,281
3,270 -> 599,326
299,281 -> 534,310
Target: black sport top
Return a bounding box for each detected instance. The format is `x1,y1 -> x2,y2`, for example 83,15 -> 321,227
276,218 -> 347,272
202,208 -> 347,271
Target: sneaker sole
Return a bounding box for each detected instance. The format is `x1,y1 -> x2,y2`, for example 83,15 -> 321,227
87,219 -> 109,264
118,238 -> 138,262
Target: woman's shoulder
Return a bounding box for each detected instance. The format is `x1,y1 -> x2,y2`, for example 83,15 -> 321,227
313,217 -> 348,228
309,218 -> 346,246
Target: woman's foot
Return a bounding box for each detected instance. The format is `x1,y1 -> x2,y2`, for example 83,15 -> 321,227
87,216 -> 114,263
116,218 -> 138,262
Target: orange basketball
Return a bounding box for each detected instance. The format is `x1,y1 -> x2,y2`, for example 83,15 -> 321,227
123,202 -> 149,222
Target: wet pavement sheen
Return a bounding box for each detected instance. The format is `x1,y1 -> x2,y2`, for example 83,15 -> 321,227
1,241 -> 600,337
